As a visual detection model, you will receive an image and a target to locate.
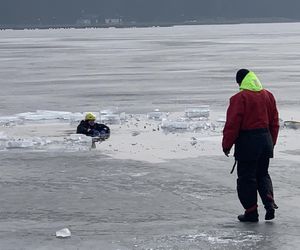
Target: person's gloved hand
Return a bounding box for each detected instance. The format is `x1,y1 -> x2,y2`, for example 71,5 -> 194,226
99,130 -> 110,139
91,129 -> 100,137
223,148 -> 230,157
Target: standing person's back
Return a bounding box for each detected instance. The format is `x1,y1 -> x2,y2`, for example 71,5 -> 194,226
222,69 -> 279,222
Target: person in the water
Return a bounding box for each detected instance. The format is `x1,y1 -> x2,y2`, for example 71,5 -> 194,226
77,112 -> 110,139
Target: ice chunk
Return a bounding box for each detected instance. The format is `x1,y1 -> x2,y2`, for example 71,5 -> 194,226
56,228 -> 71,238
0,132 -> 8,140
100,107 -> 122,124
284,120 -> 300,129
190,121 -> 212,131
161,118 -> 189,131
100,114 -> 121,124
6,139 -> 35,148
131,131 -> 141,136
0,133 -> 8,150
32,137 -> 51,146
216,116 -> 226,123
119,112 -> 126,121
161,116 -> 222,133
16,110 -> 86,122
185,105 -> 210,118
1,111 -> 78,125
0,116 -> 23,126
68,134 -> 92,143
5,137 -> 49,149
36,110 -> 73,120
100,107 -> 119,115
147,109 -> 168,121
190,137 -> 197,146
69,112 -> 85,124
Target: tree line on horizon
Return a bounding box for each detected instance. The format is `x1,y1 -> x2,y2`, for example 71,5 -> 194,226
1,0 -> 300,26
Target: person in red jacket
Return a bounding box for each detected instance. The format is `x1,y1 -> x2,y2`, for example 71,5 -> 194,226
222,69 -> 279,222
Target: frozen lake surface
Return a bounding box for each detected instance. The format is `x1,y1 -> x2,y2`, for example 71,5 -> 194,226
1,23 -> 300,115
0,23 -> 300,249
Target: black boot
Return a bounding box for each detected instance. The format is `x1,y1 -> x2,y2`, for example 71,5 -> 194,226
265,203 -> 278,220
265,209 -> 275,220
238,210 -> 259,222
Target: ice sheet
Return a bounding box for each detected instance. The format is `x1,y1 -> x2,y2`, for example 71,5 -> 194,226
0,109 -> 299,163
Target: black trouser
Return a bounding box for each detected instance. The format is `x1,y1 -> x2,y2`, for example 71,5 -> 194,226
235,128 -> 275,212
237,157 -> 275,211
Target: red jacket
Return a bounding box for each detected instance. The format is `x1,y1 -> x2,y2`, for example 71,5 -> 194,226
222,89 -> 279,151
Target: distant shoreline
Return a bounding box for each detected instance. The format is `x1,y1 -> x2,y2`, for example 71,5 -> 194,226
0,17 -> 299,30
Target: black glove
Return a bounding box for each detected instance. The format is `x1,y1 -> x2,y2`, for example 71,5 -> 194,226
91,129 -> 101,137
223,148 -> 230,157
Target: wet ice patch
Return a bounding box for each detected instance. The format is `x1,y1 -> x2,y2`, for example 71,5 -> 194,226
132,230 -> 265,250
129,172 -> 150,177
201,230 -> 265,245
